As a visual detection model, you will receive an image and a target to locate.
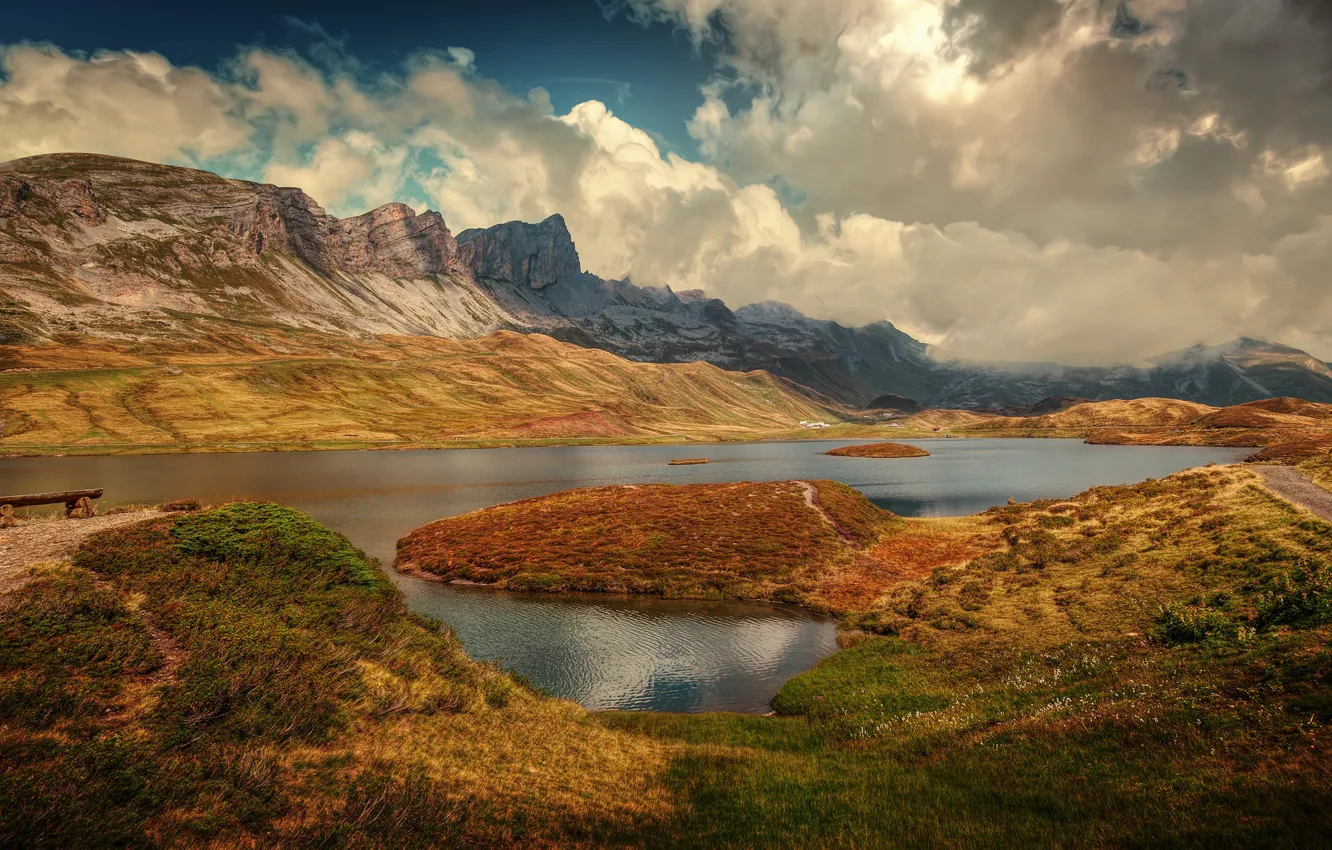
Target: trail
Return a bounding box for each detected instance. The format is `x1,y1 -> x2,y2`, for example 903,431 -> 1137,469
1256,466 -> 1332,523
0,510 -> 159,593
796,481 -> 859,545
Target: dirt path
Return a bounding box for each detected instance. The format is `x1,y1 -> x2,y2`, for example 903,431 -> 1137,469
1256,466 -> 1332,523
0,510 -> 159,593
796,481 -> 859,545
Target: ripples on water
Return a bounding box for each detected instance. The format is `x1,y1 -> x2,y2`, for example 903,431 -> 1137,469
1,439 -> 1252,712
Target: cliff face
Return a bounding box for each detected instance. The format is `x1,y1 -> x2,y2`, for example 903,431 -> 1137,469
233,191 -> 460,278
0,153 -> 506,344
457,214 -> 581,289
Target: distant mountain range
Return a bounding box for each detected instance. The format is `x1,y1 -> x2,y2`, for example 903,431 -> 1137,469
4,153 -> 1331,408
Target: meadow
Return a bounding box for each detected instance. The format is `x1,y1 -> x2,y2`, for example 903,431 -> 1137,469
2,457 -> 1330,846
0,331 -> 841,455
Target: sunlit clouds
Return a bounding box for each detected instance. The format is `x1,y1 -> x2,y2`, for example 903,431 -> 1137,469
2,0 -> 1331,363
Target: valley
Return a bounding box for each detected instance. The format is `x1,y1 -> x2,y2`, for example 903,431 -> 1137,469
2,151 -> 1331,847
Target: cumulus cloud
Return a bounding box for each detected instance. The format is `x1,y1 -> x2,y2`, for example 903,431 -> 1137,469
2,2 -> 1332,364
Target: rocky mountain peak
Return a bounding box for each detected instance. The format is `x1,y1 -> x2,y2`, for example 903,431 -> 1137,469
233,188 -> 458,277
333,203 -> 458,277
456,213 -> 581,289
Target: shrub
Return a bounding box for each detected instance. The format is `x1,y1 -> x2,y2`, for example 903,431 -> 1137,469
957,579 -> 990,611
159,498 -> 201,512
1154,603 -> 1236,644
1255,559 -> 1332,630
1037,514 -> 1076,529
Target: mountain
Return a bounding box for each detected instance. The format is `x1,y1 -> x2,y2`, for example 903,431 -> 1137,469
3,153 -> 1331,409
926,339 -> 1332,408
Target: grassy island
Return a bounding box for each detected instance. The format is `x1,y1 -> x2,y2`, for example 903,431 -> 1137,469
825,442 -> 930,458
395,481 -> 901,605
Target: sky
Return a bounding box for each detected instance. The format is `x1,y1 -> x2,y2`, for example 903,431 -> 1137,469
2,0 -> 1332,365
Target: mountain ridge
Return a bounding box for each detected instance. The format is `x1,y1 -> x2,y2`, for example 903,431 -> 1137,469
3,153 -> 1331,408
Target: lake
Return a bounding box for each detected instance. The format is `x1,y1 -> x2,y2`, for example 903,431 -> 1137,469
0,439 -> 1251,712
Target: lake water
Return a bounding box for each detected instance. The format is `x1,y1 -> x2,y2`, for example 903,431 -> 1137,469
0,439 -> 1251,712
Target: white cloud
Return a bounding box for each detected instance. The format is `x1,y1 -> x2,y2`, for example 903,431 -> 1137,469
2,3 -> 1332,364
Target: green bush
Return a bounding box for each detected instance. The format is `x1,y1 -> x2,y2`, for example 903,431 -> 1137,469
1154,603 -> 1237,644
1255,559 -> 1332,630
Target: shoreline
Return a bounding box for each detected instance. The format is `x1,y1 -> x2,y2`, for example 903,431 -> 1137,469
0,429 -> 1277,460
389,455 -> 1330,624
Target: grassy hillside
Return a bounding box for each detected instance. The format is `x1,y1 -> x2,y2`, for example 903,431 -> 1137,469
607,471 -> 1332,844
4,467 -> 1332,845
0,331 -> 840,454
965,397 -> 1217,430
896,397 -> 1332,459
0,502 -> 669,847
403,466 -> 1332,845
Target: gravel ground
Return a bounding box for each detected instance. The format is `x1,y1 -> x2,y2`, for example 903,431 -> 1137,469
1256,466 -> 1332,522
0,510 -> 161,593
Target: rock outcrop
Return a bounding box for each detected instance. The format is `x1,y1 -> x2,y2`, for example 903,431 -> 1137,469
230,190 -> 458,278
457,214 -> 580,288
0,175 -> 105,225
333,203 -> 458,277
0,177 -> 29,218
57,179 -> 106,225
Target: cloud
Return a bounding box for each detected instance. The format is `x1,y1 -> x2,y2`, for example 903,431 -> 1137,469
2,5 -> 1332,364
609,0 -> 1332,359
0,44 -> 251,163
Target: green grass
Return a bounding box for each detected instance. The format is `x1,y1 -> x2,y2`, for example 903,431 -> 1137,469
0,503 -> 595,847
594,467 -> 1332,846
3,467 -> 1331,846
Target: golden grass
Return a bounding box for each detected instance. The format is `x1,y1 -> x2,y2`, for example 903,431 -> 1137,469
395,480 -> 1007,619
8,464 -> 1332,845
0,331 -> 842,452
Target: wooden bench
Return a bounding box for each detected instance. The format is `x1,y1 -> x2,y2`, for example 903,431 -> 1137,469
0,489 -> 104,528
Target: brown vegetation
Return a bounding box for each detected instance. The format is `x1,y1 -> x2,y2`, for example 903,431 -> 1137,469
825,442 -> 930,458
395,480 -> 1007,617
7,467 -> 1332,845
1082,398 -> 1332,460
0,503 -> 669,847
667,458 -> 710,465
396,481 -> 907,605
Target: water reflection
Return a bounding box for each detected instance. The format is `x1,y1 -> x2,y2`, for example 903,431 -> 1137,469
395,576 -> 836,713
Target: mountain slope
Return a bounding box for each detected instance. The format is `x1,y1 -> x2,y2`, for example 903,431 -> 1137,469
4,153 -> 1331,409
0,153 -> 514,343
0,331 -> 836,452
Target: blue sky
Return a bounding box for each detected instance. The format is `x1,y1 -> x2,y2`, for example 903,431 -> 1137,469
0,0 -> 716,156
